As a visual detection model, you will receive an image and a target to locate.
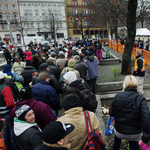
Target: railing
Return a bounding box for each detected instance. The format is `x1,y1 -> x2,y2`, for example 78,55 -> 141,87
109,40 -> 150,69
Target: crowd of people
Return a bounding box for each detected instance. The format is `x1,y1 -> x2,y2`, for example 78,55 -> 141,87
0,38 -> 150,150
0,39 -> 105,150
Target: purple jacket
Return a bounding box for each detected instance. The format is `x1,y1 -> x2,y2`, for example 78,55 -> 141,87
82,56 -> 99,80
140,142 -> 150,150
10,99 -> 56,130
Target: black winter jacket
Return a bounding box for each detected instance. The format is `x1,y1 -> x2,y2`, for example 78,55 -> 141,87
48,64 -> 62,81
109,87 -> 150,141
4,49 -> 11,60
21,66 -> 37,86
34,144 -> 68,150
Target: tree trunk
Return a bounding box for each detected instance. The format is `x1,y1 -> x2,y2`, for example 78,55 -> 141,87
121,0 -> 137,75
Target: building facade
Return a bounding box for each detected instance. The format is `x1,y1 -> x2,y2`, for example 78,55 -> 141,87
18,0 -> 68,44
65,0 -> 108,40
0,0 -> 21,44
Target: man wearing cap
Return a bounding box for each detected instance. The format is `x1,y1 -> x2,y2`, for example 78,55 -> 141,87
57,94 -> 102,150
35,121 -> 74,150
56,51 -> 68,70
0,71 -> 18,150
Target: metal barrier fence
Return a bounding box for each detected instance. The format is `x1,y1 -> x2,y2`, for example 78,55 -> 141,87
109,41 -> 150,69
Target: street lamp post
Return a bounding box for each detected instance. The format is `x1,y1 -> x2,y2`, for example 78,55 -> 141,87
5,0 -> 14,47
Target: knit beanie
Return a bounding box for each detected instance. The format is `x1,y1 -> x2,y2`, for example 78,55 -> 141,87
26,60 -> 32,66
3,65 -> 13,77
15,104 -> 32,121
62,94 -> 81,110
19,87 -> 33,100
68,58 -> 75,69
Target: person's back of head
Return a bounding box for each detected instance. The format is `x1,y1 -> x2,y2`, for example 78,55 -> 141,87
46,57 -> 56,65
38,63 -> 49,71
38,72 -> 49,81
68,58 -> 75,69
19,86 -> 33,101
62,94 -> 81,111
0,72 -> 7,84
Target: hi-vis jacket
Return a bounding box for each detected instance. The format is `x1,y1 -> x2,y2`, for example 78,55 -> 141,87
133,55 -> 145,77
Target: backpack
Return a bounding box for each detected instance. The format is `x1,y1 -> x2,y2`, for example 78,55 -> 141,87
83,110 -> 106,150
79,88 -> 97,112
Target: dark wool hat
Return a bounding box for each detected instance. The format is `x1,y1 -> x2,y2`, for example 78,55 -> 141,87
42,121 -> 74,144
15,104 -> 32,121
62,94 -> 81,110
19,86 -> 33,101
72,51 -> 79,56
44,48 -> 48,53
38,63 -> 49,71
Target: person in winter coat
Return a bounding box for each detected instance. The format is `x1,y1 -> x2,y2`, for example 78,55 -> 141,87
74,55 -> 87,81
109,75 -> 150,150
46,57 -> 62,81
34,121 -> 74,150
56,51 -> 68,70
96,43 -> 102,60
57,94 -> 102,150
21,63 -> 37,86
32,54 -> 42,70
17,47 -> 24,60
25,51 -> 32,62
32,63 -> 61,93
4,47 -> 11,67
63,71 -> 91,98
133,50 -> 145,95
10,87 -> 56,130
0,72 -> 17,150
59,58 -> 79,90
82,55 -> 99,94
31,45 -> 36,55
32,72 -> 60,115
12,56 -> 26,74
13,104 -> 42,150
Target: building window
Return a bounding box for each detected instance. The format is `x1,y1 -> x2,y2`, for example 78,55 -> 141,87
74,18 -> 78,26
41,5 -> 44,11
42,14 -> 46,20
37,23 -> 40,28
35,5 -> 38,10
86,9 -> 88,14
72,0 -> 77,5
1,25 -> 5,30
31,23 -> 34,28
13,13 -> 17,20
84,18 -> 88,26
24,4 -> 27,10
59,23 -> 62,27
49,14 -> 52,19
12,4 -> 16,10
29,14 -> 33,19
58,5 -> 61,10
43,23 -> 46,28
59,14 -> 62,20
83,0 -> 87,5
73,8 -> 78,14
0,5 -> 1,10
54,5 -> 57,10
36,14 -> 39,19
57,33 -> 64,38
25,14 -> 28,19
83,9 -> 85,15
28,4 -> 31,10
48,5 -> 51,10
0,14 -> 3,21
26,23 -> 29,28
55,14 -> 57,19
55,23 -> 58,28
73,30 -> 80,35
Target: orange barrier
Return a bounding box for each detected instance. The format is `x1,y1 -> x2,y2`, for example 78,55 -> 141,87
109,40 -> 150,69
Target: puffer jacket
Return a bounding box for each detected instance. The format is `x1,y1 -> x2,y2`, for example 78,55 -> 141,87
48,64 -> 62,81
109,87 -> 150,138
32,80 -> 60,113
57,107 -> 102,150
21,66 -> 37,86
